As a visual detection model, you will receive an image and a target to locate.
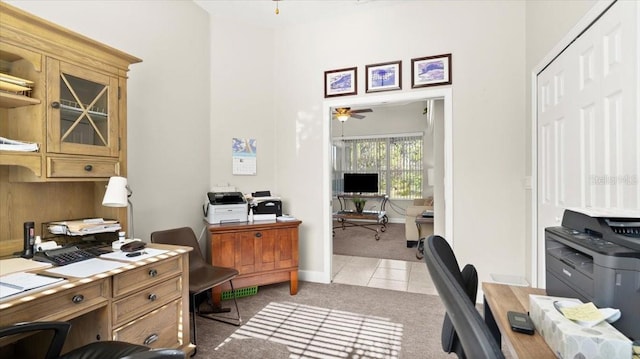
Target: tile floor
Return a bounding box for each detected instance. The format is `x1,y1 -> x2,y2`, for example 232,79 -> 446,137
332,254 -> 438,295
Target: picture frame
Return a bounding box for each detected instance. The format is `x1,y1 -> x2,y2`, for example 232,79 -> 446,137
365,60 -> 401,93
324,67 -> 357,98
411,53 -> 452,88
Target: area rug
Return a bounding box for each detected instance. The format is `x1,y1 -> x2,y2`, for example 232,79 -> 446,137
216,301 -> 403,358
333,222 -> 421,262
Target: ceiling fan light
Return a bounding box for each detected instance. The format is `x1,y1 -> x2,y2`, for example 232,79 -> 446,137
337,114 -> 350,122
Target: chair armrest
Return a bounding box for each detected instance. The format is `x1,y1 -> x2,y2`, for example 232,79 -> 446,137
122,349 -> 185,359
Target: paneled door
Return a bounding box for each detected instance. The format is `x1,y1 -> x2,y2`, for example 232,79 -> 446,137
536,0 -> 639,285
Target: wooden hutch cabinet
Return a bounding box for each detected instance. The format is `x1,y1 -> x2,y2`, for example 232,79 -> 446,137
0,3 -> 141,252
0,3 -> 138,181
208,220 -> 302,305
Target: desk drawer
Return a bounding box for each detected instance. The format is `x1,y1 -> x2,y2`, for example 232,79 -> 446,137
47,156 -> 119,178
113,299 -> 181,349
112,276 -> 182,326
0,279 -> 108,325
112,256 -> 183,298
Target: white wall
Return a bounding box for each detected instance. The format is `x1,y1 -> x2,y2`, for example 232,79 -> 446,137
268,1 -> 528,282
209,18 -> 277,194
7,1 -> 212,243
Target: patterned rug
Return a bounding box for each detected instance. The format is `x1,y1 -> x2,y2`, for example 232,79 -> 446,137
216,301 -> 404,358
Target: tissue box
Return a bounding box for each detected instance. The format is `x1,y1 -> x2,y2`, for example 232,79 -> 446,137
529,295 -> 632,359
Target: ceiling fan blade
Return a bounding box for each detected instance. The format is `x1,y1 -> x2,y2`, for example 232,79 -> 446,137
351,109 -> 373,113
351,114 -> 365,119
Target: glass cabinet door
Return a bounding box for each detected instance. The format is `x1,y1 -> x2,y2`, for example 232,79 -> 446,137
47,59 -> 119,157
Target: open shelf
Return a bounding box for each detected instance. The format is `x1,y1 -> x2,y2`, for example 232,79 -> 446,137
0,91 -> 41,108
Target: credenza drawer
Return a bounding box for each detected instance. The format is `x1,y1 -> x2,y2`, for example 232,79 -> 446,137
112,276 -> 182,326
112,256 -> 183,297
0,279 -> 108,325
113,299 -> 181,349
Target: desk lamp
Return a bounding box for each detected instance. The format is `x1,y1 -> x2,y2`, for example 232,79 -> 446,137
102,176 -> 135,239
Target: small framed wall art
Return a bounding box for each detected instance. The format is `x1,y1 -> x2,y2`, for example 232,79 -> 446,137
411,53 -> 452,88
324,67 -> 357,98
365,60 -> 401,93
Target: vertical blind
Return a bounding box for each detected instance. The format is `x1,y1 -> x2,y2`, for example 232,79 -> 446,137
333,133 -> 423,199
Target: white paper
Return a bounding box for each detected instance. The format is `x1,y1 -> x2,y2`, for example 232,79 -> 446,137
44,258 -> 127,278
0,272 -> 65,299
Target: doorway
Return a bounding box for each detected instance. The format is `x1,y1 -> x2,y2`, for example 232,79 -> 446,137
321,88 -> 453,283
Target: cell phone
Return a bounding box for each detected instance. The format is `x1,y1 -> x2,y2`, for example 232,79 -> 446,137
507,311 -> 535,335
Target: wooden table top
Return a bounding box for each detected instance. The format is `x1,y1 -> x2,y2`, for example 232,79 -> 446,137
482,282 -> 556,359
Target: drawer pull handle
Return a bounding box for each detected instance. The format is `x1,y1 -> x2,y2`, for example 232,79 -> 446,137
51,101 -> 60,109
255,232 -> 262,238
149,269 -> 158,277
84,164 -> 93,172
143,334 -> 159,345
148,293 -> 157,301
72,294 -> 84,304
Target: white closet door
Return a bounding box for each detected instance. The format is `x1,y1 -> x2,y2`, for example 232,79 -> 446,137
537,0 -> 639,285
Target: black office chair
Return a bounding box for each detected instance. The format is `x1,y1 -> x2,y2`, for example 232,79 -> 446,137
423,235 -> 505,359
0,321 -> 184,359
150,227 -> 242,355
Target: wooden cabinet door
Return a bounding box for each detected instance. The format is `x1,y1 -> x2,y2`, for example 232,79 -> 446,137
47,59 -> 119,157
211,232 -> 236,268
273,228 -> 298,269
235,231 -> 257,274
254,228 -> 277,272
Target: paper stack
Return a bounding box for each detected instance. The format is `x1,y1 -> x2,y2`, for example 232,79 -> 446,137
0,73 -> 33,97
48,218 -> 121,236
0,136 -> 39,152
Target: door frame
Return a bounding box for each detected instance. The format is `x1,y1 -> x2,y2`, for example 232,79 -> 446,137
322,88 -> 453,283
530,0 -> 616,287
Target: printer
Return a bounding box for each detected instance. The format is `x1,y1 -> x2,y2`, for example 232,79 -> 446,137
545,208 -> 640,340
248,191 -> 283,217
204,192 -> 248,224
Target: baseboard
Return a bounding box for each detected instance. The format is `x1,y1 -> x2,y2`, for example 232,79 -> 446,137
299,269 -> 330,284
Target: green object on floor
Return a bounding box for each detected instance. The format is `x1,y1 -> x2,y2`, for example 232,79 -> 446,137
222,286 -> 258,300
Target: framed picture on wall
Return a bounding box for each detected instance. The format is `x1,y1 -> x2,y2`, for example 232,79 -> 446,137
411,53 -> 452,88
366,61 -> 401,93
324,67 -> 357,97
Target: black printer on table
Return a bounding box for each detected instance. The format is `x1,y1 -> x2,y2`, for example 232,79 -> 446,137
250,191 -> 282,217
545,209 -> 640,340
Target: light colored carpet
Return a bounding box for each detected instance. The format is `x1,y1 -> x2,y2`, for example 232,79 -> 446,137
216,301 -> 403,358
194,281 -> 450,358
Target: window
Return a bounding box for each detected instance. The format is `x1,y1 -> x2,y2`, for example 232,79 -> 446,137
333,133 -> 423,199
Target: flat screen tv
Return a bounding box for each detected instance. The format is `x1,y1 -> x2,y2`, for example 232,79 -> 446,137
343,173 -> 378,193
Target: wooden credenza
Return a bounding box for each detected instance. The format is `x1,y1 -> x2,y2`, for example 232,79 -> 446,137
208,220 -> 302,304
0,244 -> 194,357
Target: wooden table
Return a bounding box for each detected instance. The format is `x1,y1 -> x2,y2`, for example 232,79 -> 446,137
482,282 -> 556,358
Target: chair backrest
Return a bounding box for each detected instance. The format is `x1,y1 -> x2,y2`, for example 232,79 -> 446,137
150,227 -> 206,270
423,235 -> 505,359
0,321 -> 70,359
442,263 -> 478,357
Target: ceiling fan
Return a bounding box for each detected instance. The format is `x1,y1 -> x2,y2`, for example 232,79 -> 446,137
332,107 -> 373,122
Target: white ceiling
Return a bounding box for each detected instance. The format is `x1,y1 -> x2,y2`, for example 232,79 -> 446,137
194,0 -> 383,28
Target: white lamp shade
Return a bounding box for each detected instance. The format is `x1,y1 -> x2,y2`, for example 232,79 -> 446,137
102,176 -> 128,207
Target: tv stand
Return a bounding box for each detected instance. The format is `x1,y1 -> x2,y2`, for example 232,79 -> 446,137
333,194 -> 389,240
